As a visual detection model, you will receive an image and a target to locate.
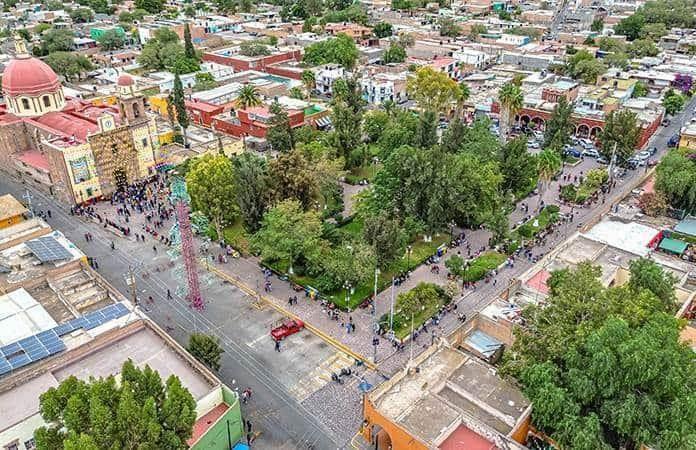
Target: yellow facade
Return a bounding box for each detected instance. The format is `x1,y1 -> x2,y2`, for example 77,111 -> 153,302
149,95 -> 170,117
62,143 -> 104,203
679,131 -> 696,151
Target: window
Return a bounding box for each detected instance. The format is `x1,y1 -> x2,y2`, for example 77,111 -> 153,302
43,96 -> 51,107
24,439 -> 35,450
4,441 -> 19,450
21,98 -> 30,110
142,138 -> 148,147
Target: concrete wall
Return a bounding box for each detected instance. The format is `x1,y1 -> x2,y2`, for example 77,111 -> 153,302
362,396 -> 430,450
190,386 -> 244,450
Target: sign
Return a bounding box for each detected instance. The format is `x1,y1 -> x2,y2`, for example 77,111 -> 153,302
70,157 -> 91,184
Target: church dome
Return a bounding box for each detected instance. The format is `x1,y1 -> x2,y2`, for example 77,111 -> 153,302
2,56 -> 61,97
117,74 -> 134,86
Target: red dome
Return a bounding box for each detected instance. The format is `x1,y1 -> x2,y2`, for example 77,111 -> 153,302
1,56 -> 61,97
117,74 -> 134,86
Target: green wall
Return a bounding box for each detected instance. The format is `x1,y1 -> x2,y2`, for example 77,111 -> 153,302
191,387 -> 244,450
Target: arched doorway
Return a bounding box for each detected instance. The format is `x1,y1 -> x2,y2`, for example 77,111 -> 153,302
531,117 -> 545,131
576,123 -> 590,138
590,126 -> 603,141
519,115 -> 531,129
371,425 -> 392,450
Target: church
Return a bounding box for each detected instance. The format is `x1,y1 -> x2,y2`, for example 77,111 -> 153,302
0,36 -> 160,205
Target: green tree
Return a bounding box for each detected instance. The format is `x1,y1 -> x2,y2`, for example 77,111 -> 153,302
628,257 -> 678,310
267,101 -> 295,152
34,360 -> 196,450
193,72 -> 216,91
171,73 -> 189,145
536,148 -> 561,208
41,28 -> 74,54
268,150 -> 317,208
363,110 -> 390,143
599,109 -> 640,162
663,88 -> 685,115
468,23 -> 487,41
45,52 -> 93,81
303,33 -> 359,69
415,110 -> 437,148
655,148 -> 696,212
252,199 -> 323,273
184,5 -> 196,17
301,69 -> 315,97
69,8 -> 93,23
397,32 -> 415,48
497,81 -> 523,144
119,11 -> 134,22
382,42 -> 406,64
233,153 -> 270,232
632,80 -> 648,97
289,86 -> 305,99
566,49 -> 607,83
604,51 -> 630,70
445,255 -> 466,280
406,66 -> 459,114
454,81 -> 470,119
438,17 -> 461,37
97,29 -> 124,50
135,0 -> 163,13
186,154 -> 237,238
239,40 -> 270,56
236,84 -> 262,109
641,22 -> 668,40
499,136 -> 538,197
373,21 -> 393,38
187,333 -> 224,371
627,38 -> 659,57
184,23 -> 196,60
590,17 -> 604,32
543,96 -> 574,151
315,242 -> 376,291
614,12 -> 646,40
362,215 -> 406,268
138,27 -> 198,73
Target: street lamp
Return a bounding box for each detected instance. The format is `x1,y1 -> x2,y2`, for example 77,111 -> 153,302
372,268 -> 380,363
406,245 -> 413,272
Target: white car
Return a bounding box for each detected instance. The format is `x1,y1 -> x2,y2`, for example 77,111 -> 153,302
528,141 -> 540,149
636,150 -> 651,160
583,148 -> 600,158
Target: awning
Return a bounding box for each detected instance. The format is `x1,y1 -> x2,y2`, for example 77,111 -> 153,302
675,216 -> 696,237
659,237 -> 689,255
315,116 -> 332,128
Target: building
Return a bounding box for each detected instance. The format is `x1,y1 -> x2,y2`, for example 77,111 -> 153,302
679,122 -> 696,150
361,72 -> 409,105
0,38 -> 159,205
325,23 -> 373,41
361,333 -> 531,450
315,64 -> 346,95
202,46 -> 303,74
0,214 -> 244,450
0,195 -> 28,230
452,48 -> 493,71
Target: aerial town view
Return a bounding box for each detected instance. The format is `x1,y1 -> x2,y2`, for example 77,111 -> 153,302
1,0 -> 696,448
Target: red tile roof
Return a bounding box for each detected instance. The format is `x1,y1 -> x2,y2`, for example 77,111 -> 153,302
31,111 -> 99,142
16,150 -> 50,172
187,403 -> 230,446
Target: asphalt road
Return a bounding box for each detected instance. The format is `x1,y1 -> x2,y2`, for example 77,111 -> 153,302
0,177 -> 342,450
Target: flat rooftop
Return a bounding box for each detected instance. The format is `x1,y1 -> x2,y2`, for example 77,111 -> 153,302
0,194 -> 28,220
0,320 -> 217,432
371,346 -> 530,446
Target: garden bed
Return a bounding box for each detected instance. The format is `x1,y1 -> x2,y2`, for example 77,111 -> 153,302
264,227 -> 450,310
462,251 -> 506,282
379,283 -> 451,340
515,205 -> 560,239
559,169 -> 608,204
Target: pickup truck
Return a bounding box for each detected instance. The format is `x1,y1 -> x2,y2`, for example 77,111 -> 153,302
271,319 -> 304,341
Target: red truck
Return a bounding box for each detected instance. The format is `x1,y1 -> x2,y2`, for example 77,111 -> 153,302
270,319 -> 304,341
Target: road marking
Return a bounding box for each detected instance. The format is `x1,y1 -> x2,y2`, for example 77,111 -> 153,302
247,332 -> 269,348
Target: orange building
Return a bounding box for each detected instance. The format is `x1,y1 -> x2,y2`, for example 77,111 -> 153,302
361,342 -> 532,450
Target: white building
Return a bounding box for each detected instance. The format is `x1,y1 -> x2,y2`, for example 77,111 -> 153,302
361,72 -> 409,105
315,64 -> 346,95
453,48 -> 493,70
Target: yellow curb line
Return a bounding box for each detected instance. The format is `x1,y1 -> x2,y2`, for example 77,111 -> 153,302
203,261 -> 377,370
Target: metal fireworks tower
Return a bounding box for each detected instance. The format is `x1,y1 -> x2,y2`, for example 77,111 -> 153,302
170,177 -> 204,310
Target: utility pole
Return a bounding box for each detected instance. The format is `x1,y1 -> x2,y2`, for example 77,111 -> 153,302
389,278 -> 395,338
607,142 -> 617,187
372,268 -> 380,363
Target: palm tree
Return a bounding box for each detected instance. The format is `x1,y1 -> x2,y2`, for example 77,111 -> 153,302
237,84 -> 261,110
455,81 -> 471,120
301,70 -> 315,99
498,82 -> 523,144
536,148 -> 562,211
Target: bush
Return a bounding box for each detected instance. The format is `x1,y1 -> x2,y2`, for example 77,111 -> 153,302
516,205 -> 560,238
462,252 -> 506,282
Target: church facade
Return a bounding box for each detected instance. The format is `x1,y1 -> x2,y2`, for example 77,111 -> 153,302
0,37 -> 159,205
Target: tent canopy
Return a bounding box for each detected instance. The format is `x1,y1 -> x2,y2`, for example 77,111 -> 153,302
674,216 -> 696,237
659,237 -> 688,255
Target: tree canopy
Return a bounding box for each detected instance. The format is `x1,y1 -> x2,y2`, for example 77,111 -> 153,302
35,360 -> 197,450
188,333 -> 224,371
185,154 -> 237,238
655,148 -> 696,212
406,66 -> 460,113
599,109 -> 640,162
303,33 -> 359,69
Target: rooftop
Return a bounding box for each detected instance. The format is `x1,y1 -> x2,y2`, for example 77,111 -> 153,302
0,194 -> 28,221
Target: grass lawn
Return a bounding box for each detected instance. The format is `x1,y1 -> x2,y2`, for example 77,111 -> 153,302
391,294 -> 447,340
221,219 -> 251,255
515,205 -> 560,239
383,283 -> 450,340
462,251 -> 506,282
345,163 -> 381,185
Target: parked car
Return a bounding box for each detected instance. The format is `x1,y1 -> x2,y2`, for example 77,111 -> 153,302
271,319 -> 305,341
649,146 -> 658,156
564,147 -> 582,158
596,156 -> 609,164
527,141 -> 540,149
583,148 -> 600,158
662,118 -> 671,126
636,150 -> 651,160
668,135 -> 679,147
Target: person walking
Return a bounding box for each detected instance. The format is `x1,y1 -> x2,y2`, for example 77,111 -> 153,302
111,241 -> 115,251
167,289 -> 172,300
274,339 -> 281,352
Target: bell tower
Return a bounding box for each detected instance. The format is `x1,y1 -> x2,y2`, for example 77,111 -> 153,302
116,74 -> 147,123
